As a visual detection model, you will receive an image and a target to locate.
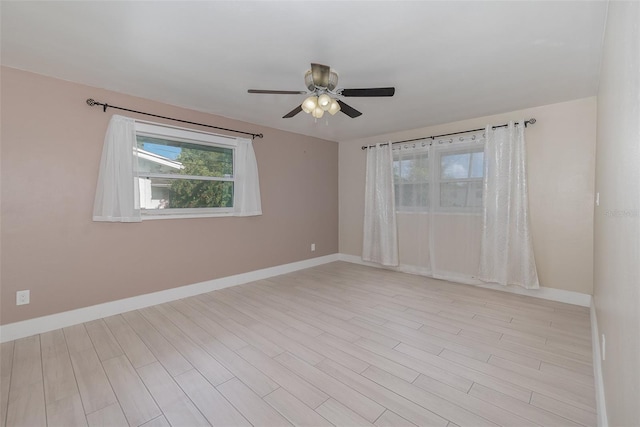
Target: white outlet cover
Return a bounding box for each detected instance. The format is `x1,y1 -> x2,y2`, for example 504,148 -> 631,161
16,290 -> 30,305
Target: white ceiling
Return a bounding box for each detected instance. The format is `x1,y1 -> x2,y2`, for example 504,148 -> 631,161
1,1 -> 607,141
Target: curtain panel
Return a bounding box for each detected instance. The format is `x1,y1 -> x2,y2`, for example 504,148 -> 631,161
479,121 -> 539,289
233,138 -> 262,216
93,115 -> 141,222
363,143 -> 399,266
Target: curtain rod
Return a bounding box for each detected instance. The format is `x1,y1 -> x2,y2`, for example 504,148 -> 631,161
86,98 -> 264,139
361,118 -> 536,150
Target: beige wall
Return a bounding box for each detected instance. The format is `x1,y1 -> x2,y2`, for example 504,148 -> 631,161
593,1 -> 640,425
0,67 -> 338,325
340,97 -> 596,294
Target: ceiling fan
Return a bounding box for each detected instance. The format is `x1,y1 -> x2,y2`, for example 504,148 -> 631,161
248,63 -> 395,119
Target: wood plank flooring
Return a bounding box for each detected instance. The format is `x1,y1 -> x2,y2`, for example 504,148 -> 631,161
0,262 -> 596,426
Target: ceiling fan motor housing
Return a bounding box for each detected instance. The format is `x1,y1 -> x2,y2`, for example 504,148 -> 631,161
305,68 -> 339,92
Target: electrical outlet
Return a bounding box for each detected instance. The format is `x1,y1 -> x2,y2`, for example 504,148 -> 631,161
601,334 -> 606,361
16,290 -> 30,306
311,243 -> 316,252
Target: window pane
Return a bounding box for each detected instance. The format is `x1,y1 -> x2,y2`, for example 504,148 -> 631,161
393,154 -> 429,181
139,177 -> 233,209
441,153 -> 471,179
439,181 -> 483,209
414,155 -> 429,181
394,184 -> 400,207
136,136 -> 233,178
470,152 -> 484,178
395,159 -> 414,181
397,183 -> 429,211
401,159 -> 413,180
400,183 -> 416,207
393,162 -> 401,181
466,181 -> 484,207
393,151 -> 429,212
417,183 -> 429,208
440,182 -> 479,208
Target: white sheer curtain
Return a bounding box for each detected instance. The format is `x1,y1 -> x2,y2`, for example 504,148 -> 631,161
393,135 -> 485,283
428,138 -> 485,284
363,143 -> 399,266
393,142 -> 432,273
93,115 -> 141,222
233,138 -> 262,216
479,121 -> 539,289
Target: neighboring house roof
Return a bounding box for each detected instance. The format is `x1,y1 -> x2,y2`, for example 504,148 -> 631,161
136,148 -> 184,170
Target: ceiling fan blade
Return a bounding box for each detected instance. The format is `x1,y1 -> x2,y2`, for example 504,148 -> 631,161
341,87 -> 396,97
337,100 -> 362,118
311,63 -> 330,88
248,89 -> 307,95
283,105 -> 303,118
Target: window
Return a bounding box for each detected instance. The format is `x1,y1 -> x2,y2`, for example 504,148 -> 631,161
93,115 -> 261,223
436,147 -> 484,211
392,140 -> 484,213
393,150 -> 429,211
135,122 -> 237,217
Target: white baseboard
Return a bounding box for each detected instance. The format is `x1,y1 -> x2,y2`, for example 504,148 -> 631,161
0,254 -> 340,343
590,302 -> 609,427
0,252 -> 593,342
338,253 -> 592,307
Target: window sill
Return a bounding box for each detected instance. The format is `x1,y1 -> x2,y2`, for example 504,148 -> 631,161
142,212 -> 234,220
396,211 -> 482,216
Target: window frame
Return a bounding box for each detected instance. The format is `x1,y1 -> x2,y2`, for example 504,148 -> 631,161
134,122 -> 238,220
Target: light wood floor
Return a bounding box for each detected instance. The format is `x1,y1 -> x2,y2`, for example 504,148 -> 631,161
0,262 -> 597,427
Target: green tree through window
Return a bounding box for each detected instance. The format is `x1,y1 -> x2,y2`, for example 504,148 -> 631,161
168,146 -> 234,208
137,134 -> 234,210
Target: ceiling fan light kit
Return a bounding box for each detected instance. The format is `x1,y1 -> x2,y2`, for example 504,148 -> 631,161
301,96 -> 318,113
302,93 -> 341,118
328,98 -> 341,115
248,63 -> 395,120
318,94 -> 332,109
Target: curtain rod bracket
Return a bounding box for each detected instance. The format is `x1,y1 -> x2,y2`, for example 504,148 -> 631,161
86,98 -> 263,140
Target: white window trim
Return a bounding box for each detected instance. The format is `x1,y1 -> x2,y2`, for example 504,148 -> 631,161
140,210 -> 234,220
135,121 -> 238,147
135,121 -> 237,220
